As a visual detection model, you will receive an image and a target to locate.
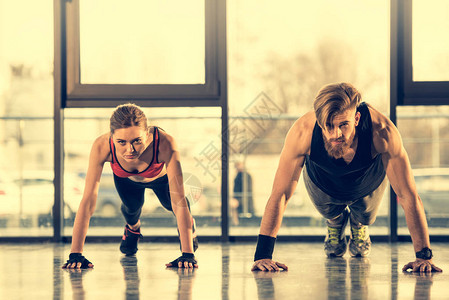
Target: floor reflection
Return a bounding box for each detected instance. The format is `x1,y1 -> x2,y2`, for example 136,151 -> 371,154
64,268 -> 92,300
403,272 -> 435,300
60,250 -> 443,300
325,257 -> 348,300
252,270 -> 288,299
167,268 -> 196,300
349,258 -> 370,300
0,243 -> 446,299
64,256 -> 198,300
324,256 -> 372,299
121,256 -> 140,300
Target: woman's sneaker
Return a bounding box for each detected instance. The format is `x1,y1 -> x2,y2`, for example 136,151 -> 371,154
349,222 -> 371,257
120,225 -> 143,256
324,208 -> 350,257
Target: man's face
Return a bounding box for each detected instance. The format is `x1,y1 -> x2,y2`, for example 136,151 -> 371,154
321,109 -> 360,159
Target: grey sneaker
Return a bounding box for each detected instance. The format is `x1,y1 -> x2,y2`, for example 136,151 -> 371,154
324,208 -> 350,257
349,222 -> 371,257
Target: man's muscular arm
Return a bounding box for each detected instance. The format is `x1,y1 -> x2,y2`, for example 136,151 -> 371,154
370,107 -> 442,273
252,112 -> 315,271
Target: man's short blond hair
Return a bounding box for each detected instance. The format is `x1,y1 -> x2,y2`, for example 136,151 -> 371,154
313,82 -> 362,129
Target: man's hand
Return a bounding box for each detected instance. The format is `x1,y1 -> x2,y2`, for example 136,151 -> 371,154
251,258 -> 288,272
402,259 -> 442,273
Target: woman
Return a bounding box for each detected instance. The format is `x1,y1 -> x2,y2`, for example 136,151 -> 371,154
62,103 -> 198,269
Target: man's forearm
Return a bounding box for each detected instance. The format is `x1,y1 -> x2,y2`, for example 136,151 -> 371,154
402,196 -> 431,252
259,196 -> 287,237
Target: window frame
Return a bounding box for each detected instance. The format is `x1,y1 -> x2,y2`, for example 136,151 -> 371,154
50,0 -> 229,242
401,0 -> 449,105
0,0 -> 424,243
64,0 -> 221,108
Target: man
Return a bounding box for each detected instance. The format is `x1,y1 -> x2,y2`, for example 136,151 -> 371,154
251,83 -> 442,273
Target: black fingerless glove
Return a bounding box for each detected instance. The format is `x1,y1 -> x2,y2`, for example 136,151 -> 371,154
168,253 -> 197,267
64,253 -> 93,269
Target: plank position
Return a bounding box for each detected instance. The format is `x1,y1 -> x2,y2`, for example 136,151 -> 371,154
252,83 -> 442,273
62,103 -> 198,269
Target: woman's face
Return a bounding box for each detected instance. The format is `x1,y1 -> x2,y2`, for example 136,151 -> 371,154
112,126 -> 149,161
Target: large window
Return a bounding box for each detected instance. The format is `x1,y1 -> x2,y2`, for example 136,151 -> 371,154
397,106 -> 449,235
393,0 -> 449,238
0,0 -> 54,237
227,0 -> 390,236
64,0 -> 221,106
79,1 -> 205,85
400,0 -> 449,105
412,0 -> 449,82
1,0 -> 448,241
55,0 -> 227,240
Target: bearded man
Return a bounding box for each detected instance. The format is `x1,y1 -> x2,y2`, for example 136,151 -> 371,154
251,82 -> 442,274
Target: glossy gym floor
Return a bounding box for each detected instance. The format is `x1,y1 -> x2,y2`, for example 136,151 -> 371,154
1,242 -> 448,300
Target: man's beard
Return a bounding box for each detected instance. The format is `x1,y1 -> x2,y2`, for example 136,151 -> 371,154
323,133 -> 355,159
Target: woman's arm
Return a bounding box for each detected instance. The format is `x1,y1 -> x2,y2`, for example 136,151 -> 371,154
67,135 -> 109,265
159,133 -> 194,254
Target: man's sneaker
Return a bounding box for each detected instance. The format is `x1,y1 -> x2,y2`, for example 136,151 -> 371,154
349,222 -> 371,257
324,208 -> 350,257
120,225 -> 143,256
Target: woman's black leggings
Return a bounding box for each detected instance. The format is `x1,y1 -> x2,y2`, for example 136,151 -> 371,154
113,174 -> 183,225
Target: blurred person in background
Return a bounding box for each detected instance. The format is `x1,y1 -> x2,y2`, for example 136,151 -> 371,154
231,160 -> 254,225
